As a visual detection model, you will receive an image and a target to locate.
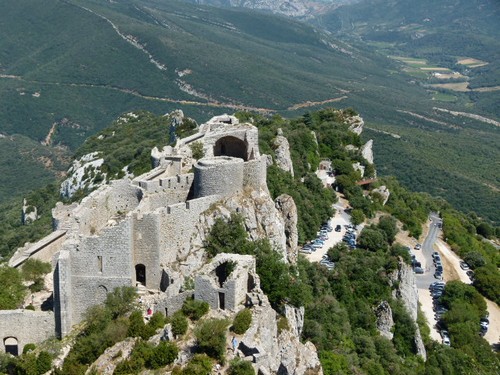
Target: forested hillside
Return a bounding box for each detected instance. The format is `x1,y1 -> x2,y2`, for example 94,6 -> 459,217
0,0 -> 498,223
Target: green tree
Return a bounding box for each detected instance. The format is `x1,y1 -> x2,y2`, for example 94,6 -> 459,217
179,354 -> 213,375
0,266 -> 26,309
377,216 -> 398,245
194,318 -> 230,363
148,341 -> 178,369
104,286 -> 137,319
350,209 -> 365,226
232,309 -> 252,334
358,228 -> 388,252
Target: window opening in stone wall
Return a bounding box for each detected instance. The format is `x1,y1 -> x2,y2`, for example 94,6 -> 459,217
4,337 -> 18,356
135,264 -> 146,286
213,136 -> 249,160
165,307 -> 168,316
247,273 -> 255,293
215,261 -> 235,288
160,270 -> 170,292
97,256 -> 103,273
219,292 -> 225,310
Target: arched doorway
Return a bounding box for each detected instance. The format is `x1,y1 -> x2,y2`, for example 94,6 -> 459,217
135,264 -> 146,286
214,136 -> 248,160
4,337 -> 18,356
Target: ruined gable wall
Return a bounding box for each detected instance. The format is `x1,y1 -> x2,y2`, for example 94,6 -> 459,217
132,213 -> 161,290
0,311 -> 55,353
53,249 -> 72,338
69,218 -> 134,324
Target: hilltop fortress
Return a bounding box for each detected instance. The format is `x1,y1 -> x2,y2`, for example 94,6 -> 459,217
2,114 -> 323,373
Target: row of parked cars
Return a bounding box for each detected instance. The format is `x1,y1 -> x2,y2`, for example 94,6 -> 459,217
342,225 -> 356,248
432,252 -> 444,280
429,281 -> 450,346
300,223 -> 333,254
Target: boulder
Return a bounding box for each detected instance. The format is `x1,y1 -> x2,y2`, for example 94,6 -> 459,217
275,194 -> 298,264
272,129 -> 294,176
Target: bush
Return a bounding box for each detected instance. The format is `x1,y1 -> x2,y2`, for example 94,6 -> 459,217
182,298 -> 209,321
232,309 -> 252,334
171,310 -> 188,337
36,351 -> 53,374
23,343 -> 36,354
148,341 -> 178,369
179,354 -> 213,375
227,358 -> 255,375
148,311 -> 166,330
194,318 -> 230,363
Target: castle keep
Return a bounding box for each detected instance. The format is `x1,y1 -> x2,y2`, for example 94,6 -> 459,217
2,114 -> 272,348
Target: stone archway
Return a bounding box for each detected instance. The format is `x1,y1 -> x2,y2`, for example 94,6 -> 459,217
135,264 -> 146,286
4,337 -> 18,356
214,136 -> 248,160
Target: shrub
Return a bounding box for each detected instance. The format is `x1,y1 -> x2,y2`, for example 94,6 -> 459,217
148,341 -> 178,369
180,354 -> 213,375
21,258 -> 51,282
128,310 -> 147,338
148,311 -> 166,330
36,351 -> 53,374
228,358 -> 255,375
171,311 -> 188,337
190,141 -> 205,160
182,298 -> 209,321
23,343 -> 36,354
194,318 -> 230,363
232,309 -> 252,334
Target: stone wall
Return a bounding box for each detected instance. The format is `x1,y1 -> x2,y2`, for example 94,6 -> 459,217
0,310 -> 55,354
53,180 -> 142,236
68,218 -> 134,325
243,156 -> 267,192
132,212 -> 161,289
158,195 -> 221,265
194,254 -> 256,312
8,230 -> 67,268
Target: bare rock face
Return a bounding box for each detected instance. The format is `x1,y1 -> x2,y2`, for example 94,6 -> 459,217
273,129 -> 294,177
240,294 -> 322,375
372,185 -> 390,206
275,194 -> 298,264
284,304 -> 305,337
375,301 -> 394,340
361,139 -> 374,165
87,337 -> 137,375
390,261 -> 427,359
22,198 -> 39,225
60,152 -> 106,198
347,115 -> 364,135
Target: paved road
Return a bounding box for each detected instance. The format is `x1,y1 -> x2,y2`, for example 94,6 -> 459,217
415,212 -> 442,289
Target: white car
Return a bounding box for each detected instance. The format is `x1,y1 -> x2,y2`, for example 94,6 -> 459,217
442,336 -> 450,346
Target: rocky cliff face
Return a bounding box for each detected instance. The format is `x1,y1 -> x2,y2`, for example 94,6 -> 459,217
59,152 -> 106,198
361,139 -> 374,165
241,293 -> 322,375
273,128 -> 294,177
375,300 -> 394,340
275,194 -> 299,264
390,261 -> 427,359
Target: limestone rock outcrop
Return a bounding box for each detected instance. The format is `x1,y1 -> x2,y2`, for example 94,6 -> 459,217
375,301 -> 394,340
22,198 -> 39,225
275,194 -> 298,264
60,152 -> 106,198
240,294 -> 322,375
87,338 -> 137,375
372,185 -> 390,206
273,128 -> 294,176
390,262 -> 426,359
347,115 -> 364,135
361,139 -> 374,165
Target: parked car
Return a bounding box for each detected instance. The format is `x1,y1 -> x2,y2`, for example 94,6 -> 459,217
335,225 -> 342,232
434,271 -> 443,280
433,255 -> 441,264
436,265 -> 443,273
460,261 -> 470,270
480,317 -> 489,330
300,248 -> 312,254
466,270 -> 475,281
430,281 -> 445,290
442,336 -> 451,346
432,251 -> 439,259
414,267 -> 424,274
415,243 -> 422,250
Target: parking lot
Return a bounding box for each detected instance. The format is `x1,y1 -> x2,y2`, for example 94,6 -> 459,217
303,199 -> 352,263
